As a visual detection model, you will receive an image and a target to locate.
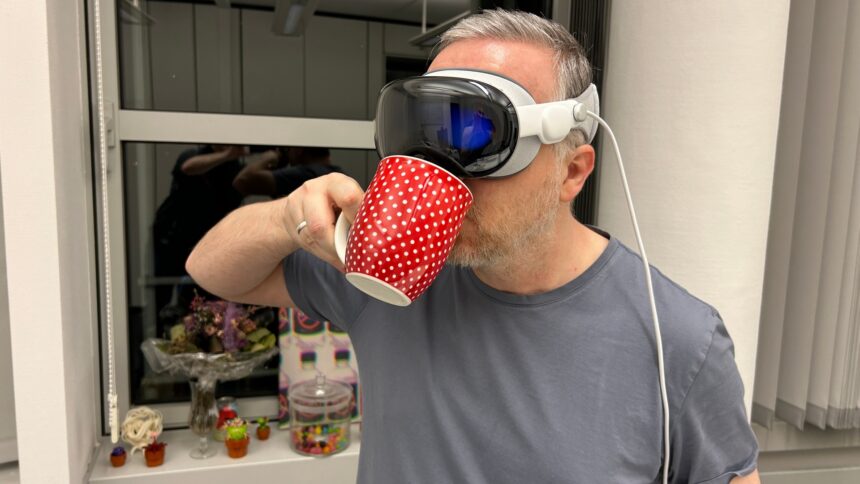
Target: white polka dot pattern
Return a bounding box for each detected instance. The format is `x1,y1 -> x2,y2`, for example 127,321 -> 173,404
344,156 -> 474,302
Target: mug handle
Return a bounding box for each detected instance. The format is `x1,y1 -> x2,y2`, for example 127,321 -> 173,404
334,212 -> 350,265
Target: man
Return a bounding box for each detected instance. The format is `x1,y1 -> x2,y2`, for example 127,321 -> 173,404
232,146 -> 342,198
153,144 -> 247,329
187,10 -> 760,483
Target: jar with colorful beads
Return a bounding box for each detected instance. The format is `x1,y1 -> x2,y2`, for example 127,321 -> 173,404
288,372 -> 353,457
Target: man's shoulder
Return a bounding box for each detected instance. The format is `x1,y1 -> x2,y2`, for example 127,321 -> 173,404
611,238 -> 722,335
610,240 -> 730,407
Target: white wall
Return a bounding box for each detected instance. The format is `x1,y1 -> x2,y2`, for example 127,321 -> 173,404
0,0 -> 99,482
596,1 -> 791,414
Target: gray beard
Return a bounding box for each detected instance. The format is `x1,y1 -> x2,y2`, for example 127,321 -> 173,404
446,199 -> 559,270
446,162 -> 563,270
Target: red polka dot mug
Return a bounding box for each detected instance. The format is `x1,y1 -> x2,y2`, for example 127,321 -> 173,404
334,155 -> 474,306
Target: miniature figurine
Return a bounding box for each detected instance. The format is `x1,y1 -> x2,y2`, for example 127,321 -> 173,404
144,440 -> 167,467
109,446 -> 126,467
224,418 -> 250,458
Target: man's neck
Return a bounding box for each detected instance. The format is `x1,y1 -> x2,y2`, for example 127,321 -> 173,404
472,216 -> 610,295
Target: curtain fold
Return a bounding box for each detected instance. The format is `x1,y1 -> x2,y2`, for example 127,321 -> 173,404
753,0 -> 860,431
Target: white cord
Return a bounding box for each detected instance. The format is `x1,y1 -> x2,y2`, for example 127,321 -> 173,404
587,112 -> 670,484
93,0 -> 120,444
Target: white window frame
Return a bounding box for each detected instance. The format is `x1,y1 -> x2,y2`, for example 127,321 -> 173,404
90,0 -> 375,433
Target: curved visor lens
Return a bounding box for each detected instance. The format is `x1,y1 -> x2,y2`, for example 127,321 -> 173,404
375,77 -> 517,177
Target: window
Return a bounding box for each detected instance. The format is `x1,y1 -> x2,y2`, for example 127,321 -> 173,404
122,142 -> 379,406
97,0 -> 453,429
95,0 -> 598,432
117,1 -> 442,119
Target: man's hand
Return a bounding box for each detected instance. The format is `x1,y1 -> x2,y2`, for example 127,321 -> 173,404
730,468 -> 760,483
232,149 -> 281,196
225,145 -> 250,159
281,172 -> 364,271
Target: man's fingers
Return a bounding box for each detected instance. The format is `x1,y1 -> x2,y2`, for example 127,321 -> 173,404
282,173 -> 363,272
329,175 -> 364,224
301,190 -> 341,268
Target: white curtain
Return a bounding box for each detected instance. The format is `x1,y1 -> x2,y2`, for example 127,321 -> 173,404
753,0 -> 860,431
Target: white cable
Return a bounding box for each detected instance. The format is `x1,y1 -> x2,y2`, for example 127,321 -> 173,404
587,111 -> 670,484
93,0 -> 120,444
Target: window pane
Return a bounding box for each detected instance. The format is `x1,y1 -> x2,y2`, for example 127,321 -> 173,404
116,0 -> 471,118
123,141 -> 380,404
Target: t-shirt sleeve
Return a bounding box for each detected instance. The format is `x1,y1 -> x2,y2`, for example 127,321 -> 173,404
669,316 -> 759,484
282,249 -> 371,333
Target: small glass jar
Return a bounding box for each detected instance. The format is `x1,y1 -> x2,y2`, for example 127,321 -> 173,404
288,373 -> 353,457
213,396 -> 239,442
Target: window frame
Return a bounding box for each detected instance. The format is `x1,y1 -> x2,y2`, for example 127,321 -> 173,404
91,0 -> 376,432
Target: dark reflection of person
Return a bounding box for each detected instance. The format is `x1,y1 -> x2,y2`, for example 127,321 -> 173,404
152,144 -> 254,332
233,147 -> 343,198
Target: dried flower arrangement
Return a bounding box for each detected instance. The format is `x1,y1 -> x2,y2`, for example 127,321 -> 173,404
163,291 -> 276,355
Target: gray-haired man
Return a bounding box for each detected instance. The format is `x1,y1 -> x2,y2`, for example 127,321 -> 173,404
188,9 -> 760,484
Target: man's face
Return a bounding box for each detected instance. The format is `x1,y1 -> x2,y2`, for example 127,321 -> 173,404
427,39 -> 565,269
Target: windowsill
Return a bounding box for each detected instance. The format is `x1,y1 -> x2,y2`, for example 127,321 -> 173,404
88,424 -> 361,483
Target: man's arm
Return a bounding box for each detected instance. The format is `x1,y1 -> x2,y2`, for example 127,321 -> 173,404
232,149 -> 280,196
186,198 -> 297,307
730,468 -> 760,484
185,173 -> 363,307
668,311 -> 760,483
181,145 -> 246,175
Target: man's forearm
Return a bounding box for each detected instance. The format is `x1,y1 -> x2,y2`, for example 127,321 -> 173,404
233,151 -> 279,196
186,197 -> 298,299
181,151 -> 233,175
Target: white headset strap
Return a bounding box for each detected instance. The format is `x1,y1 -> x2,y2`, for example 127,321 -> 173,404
423,68 -> 536,106
516,84 -> 600,144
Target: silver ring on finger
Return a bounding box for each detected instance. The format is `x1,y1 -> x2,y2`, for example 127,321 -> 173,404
296,220 -> 308,235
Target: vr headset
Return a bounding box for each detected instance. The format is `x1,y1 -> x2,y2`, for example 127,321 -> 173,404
374,68 -> 599,178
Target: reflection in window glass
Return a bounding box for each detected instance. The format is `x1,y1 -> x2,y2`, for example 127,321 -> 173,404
123,141 -> 379,404
117,0 -> 445,119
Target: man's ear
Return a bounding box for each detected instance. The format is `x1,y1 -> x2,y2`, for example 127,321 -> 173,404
560,144 -> 595,203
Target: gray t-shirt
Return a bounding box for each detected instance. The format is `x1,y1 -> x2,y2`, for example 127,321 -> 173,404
282,225 -> 758,483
